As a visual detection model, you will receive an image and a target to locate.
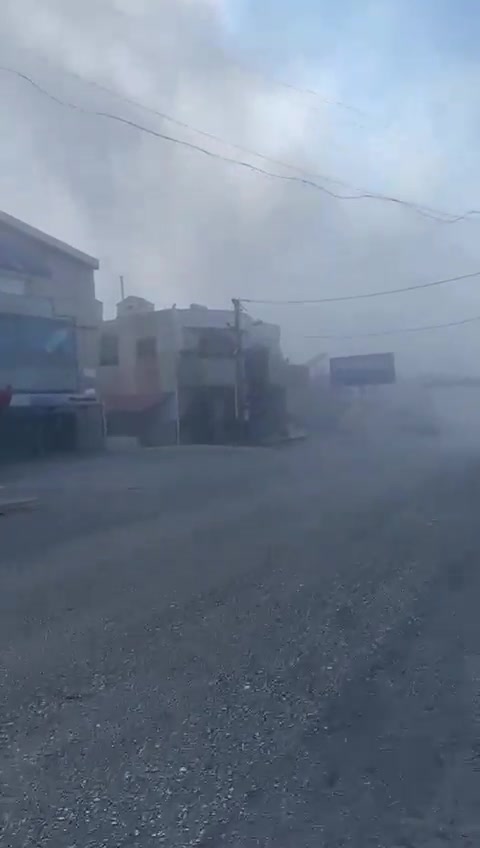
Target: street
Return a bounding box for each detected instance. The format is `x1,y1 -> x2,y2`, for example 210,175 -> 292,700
2,428 -> 480,846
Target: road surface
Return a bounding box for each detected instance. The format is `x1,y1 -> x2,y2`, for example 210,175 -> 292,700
1,430 -> 480,846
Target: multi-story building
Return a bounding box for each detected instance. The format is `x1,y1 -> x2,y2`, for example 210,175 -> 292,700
0,210 -> 104,455
98,298 -> 286,444
0,209 -> 102,394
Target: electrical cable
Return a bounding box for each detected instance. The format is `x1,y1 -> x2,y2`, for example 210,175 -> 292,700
1,65 -> 477,224
306,313 -> 480,340
241,269 -> 480,305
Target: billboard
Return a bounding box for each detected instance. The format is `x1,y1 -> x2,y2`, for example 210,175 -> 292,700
0,313 -> 79,392
330,353 -> 396,387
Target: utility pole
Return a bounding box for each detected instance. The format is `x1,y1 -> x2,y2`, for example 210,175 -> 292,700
120,275 -> 125,301
171,304 -> 181,445
232,298 -> 245,437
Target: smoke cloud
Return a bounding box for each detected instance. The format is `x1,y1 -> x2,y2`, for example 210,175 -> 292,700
1,0 -> 480,375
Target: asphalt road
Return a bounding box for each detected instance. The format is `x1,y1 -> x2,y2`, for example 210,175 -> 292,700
2,429 -> 480,846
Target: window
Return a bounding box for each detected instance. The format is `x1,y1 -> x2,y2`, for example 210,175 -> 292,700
0,314 -> 76,369
99,333 -> 119,366
0,275 -> 25,296
136,336 -> 157,359
184,327 -> 235,358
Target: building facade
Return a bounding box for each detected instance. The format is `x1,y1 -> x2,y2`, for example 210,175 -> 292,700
0,211 -> 104,457
98,299 -> 286,444
0,209 -> 101,394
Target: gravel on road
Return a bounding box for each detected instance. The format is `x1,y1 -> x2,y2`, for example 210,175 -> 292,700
1,435 -> 480,846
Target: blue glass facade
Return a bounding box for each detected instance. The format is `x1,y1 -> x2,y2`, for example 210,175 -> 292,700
0,313 -> 79,392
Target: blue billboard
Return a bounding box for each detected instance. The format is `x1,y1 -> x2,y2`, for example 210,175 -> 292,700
330,353 -> 396,387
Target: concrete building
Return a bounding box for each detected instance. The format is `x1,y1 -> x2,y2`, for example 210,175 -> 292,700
0,209 -> 102,393
98,299 -> 286,444
0,210 -> 104,456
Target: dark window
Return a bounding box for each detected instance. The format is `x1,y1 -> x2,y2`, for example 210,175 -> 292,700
136,336 -> 156,359
187,328 -> 235,358
99,333 -> 119,366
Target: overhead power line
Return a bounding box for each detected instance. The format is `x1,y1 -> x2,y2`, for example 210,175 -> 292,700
29,63 -> 464,212
60,52 -> 369,125
78,0 -> 370,120
306,313 -> 480,340
241,269 -> 480,306
22,62 -> 357,192
27,62 -> 456,207
1,65 -> 478,225
227,55 -> 371,122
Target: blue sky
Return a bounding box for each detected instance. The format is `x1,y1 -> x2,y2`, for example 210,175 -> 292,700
225,0 -> 480,60
223,0 -> 480,106
217,0 -> 480,213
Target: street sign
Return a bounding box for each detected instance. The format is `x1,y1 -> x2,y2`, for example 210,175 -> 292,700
330,353 -> 396,387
